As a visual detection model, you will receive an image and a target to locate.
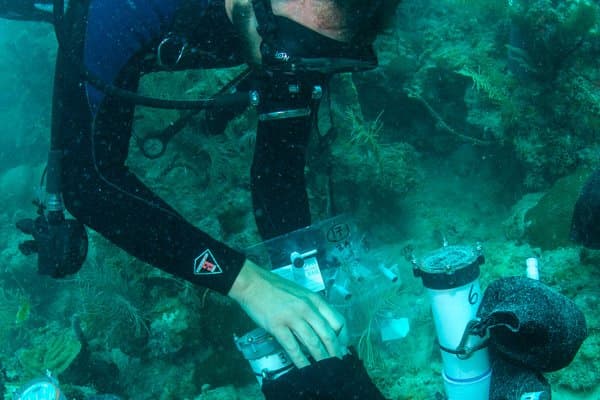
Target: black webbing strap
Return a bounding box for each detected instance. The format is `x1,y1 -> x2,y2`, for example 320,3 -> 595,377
251,0 -> 278,42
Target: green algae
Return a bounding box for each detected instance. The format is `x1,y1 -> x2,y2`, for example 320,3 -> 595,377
524,167 -> 593,250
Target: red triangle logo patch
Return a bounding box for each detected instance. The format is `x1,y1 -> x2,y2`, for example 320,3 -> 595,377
193,249 -> 222,275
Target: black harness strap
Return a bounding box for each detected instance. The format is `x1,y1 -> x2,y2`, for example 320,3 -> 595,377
156,0 -> 245,70
252,0 -> 277,41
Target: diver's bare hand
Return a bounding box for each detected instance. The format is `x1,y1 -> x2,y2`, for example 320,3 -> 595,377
228,259 -> 348,368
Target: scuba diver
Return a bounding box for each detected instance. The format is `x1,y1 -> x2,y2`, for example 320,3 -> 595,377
2,0 -> 399,398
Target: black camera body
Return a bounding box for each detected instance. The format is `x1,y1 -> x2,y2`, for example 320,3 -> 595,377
15,149 -> 89,278
39,212 -> 88,278
17,209 -> 88,278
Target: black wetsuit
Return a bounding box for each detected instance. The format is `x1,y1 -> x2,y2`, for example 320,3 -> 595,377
54,0 -> 312,294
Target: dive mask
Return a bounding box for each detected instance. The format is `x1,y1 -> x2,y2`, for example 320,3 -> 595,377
252,0 -> 378,74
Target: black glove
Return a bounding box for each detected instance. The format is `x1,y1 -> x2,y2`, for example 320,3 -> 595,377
0,0 -> 54,22
261,351 -> 387,400
16,214 -> 88,278
571,169 -> 600,249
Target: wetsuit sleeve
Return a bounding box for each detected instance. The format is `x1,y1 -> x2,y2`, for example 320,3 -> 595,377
55,0 -> 246,295
57,60 -> 246,294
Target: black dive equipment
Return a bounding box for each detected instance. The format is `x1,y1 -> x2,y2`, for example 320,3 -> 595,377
46,0 -> 379,111
16,0 -> 380,277
16,151 -> 88,278
50,0 -> 253,111
137,68 -> 254,159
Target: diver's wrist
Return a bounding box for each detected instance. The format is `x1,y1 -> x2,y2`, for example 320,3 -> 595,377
228,258 -> 262,301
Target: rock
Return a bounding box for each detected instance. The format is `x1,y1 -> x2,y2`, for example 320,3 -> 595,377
524,168 -> 592,250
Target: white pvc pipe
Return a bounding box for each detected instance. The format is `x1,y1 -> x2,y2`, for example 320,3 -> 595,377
331,283 -> 352,300
526,257 -> 540,280
520,392 -> 549,400
427,280 -> 491,400
378,263 -> 399,282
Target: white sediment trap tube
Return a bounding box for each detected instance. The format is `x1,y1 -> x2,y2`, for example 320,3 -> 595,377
414,245 -> 491,400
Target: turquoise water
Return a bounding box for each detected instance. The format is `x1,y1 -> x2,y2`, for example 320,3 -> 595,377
1,1 -> 599,399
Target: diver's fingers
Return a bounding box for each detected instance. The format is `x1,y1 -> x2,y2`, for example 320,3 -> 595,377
291,319 -> 329,362
309,295 -> 348,357
272,327 -> 311,369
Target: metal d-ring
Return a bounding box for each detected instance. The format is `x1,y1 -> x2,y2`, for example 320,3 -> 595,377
157,34 -> 188,67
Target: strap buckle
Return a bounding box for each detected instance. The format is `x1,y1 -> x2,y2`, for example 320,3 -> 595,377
439,318 -> 490,360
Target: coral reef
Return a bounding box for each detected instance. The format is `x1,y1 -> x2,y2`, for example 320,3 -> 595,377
0,21 -> 55,168
356,0 -> 600,190
69,244 -> 152,351
17,324 -> 81,378
0,287 -> 28,343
